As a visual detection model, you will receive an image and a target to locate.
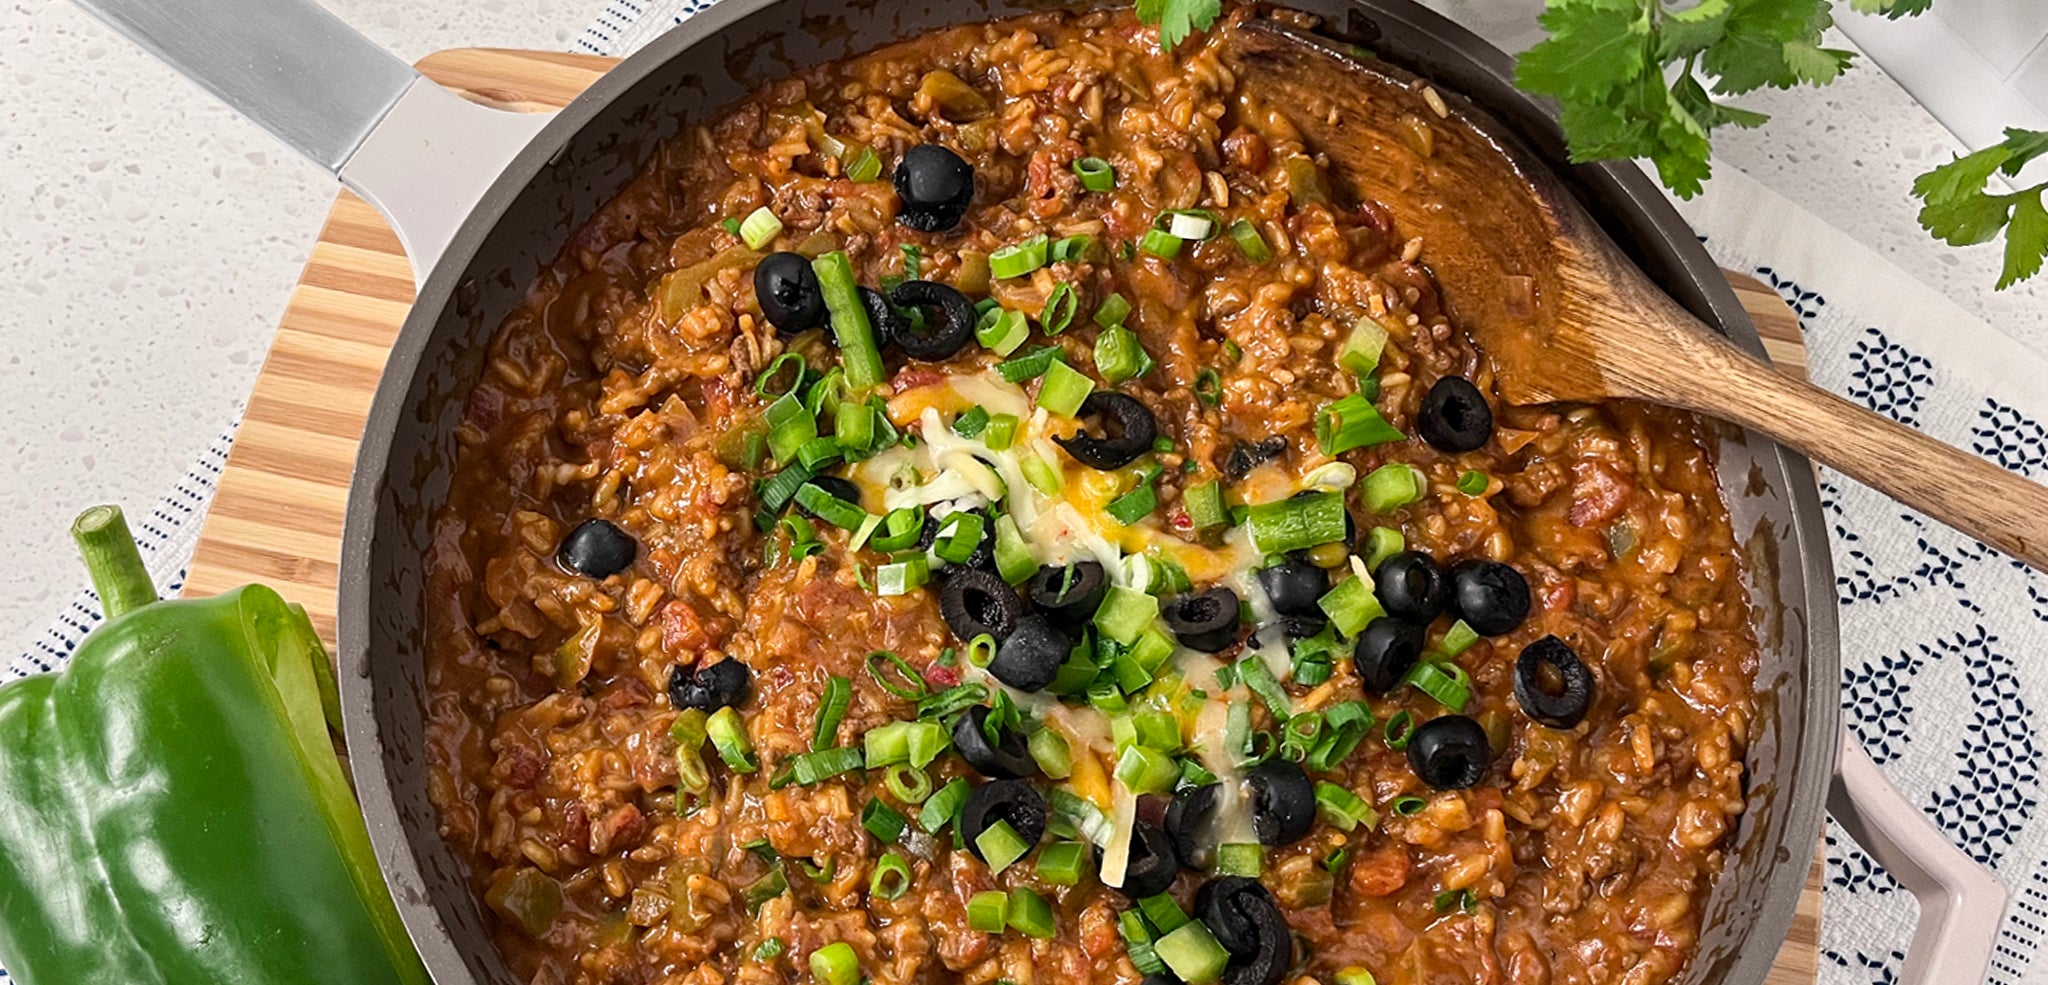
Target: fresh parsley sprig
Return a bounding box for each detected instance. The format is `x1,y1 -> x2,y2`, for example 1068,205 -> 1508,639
1914,128 -> 2048,289
1136,0 -> 1223,50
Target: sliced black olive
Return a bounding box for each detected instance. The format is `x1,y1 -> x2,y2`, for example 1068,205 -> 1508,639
859,286 -> 902,350
1194,877 -> 1293,985
1245,760 -> 1314,846
1353,616 -> 1426,693
989,613 -> 1069,692
668,659 -> 751,711
557,518 -> 637,578
887,280 -> 977,361
922,507 -> 998,573
1448,559 -> 1531,636
1255,558 -> 1328,617
894,144 -> 975,232
1514,635 -> 1596,729
1052,392 -> 1158,470
1164,783 -> 1220,871
1417,375 -> 1494,453
1142,975 -> 1178,985
1222,436 -> 1287,480
1163,586 -> 1241,653
1027,561 -> 1108,630
1276,612 -> 1329,640
794,476 -> 865,519
753,251 -> 824,335
960,778 -> 1046,862
1116,821 -> 1181,898
953,705 -> 1038,778
1407,714 -> 1492,789
939,568 -> 1025,643
1374,551 -> 1449,624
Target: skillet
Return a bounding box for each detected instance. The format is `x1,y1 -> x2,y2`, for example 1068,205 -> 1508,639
68,0 -> 2006,982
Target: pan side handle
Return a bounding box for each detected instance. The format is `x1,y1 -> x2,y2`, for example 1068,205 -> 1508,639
1828,730 -> 2009,984
70,0 -> 546,285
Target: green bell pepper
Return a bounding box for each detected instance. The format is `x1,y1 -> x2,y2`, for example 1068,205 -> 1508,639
0,506 -> 429,985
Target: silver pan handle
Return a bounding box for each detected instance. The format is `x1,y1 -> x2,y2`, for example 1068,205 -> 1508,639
71,0 -> 547,285
1828,730 -> 2009,984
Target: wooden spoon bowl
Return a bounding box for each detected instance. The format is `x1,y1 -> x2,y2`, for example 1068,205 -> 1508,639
1226,19 -> 2048,571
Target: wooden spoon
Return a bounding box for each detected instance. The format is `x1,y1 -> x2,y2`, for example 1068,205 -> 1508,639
1226,20 -> 2048,572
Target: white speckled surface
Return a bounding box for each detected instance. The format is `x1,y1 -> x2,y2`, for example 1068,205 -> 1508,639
5,0 -> 2047,662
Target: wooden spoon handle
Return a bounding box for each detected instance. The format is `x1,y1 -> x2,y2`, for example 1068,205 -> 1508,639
1656,332 -> 2048,571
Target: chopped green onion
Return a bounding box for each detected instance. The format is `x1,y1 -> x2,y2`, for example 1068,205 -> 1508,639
813,251 -> 884,389
1140,892 -> 1190,934
984,412 -> 1020,451
1193,367 -> 1223,407
1308,700 -> 1374,771
1228,218 -> 1273,263
1164,210 -> 1216,241
1130,628 -> 1174,671
1121,911 -> 1164,974
901,243 -> 921,280
1362,463 -> 1427,512
1291,629 -> 1337,687
845,145 -> 882,183
671,708 -> 711,795
978,308 -> 1030,355
864,719 -> 948,767
1036,360 -> 1095,417
953,406 -> 992,438
1029,726 -> 1073,778
1315,392 -> 1404,456
1087,676 -> 1129,713
1441,619 -> 1480,657
871,852 -> 913,899
1049,788 -> 1114,847
835,400 -> 876,456
1244,491 -> 1347,555
721,217 -> 743,236
754,937 -> 786,961
1155,921 -> 1230,985
998,344 -> 1065,383
1037,840 -> 1088,885
1339,316 -> 1389,376
1363,526 -> 1405,569
813,675 -> 851,750
1236,657 -> 1293,722
993,515 -> 1036,584
1434,888 -> 1476,914
885,764 -> 932,804
864,650 -> 929,700
933,511 -> 988,564
1007,887 -> 1057,938
862,798 -> 907,843
1094,324 -> 1148,385
967,890 -> 1009,933
707,707 -> 758,773
1456,470 -> 1490,495
765,393 -> 818,464
1094,586 -> 1159,644
1114,745 -> 1179,794
876,554 -> 931,595
756,352 -> 811,399
917,682 -> 988,720
1107,478 -> 1159,526
991,234 -> 1051,279
1021,452 -> 1064,496
1073,156 -> 1116,192
785,746 -> 865,786
796,436 -> 843,472
739,206 -> 783,250
1393,794 -> 1427,816
863,510 -> 917,555
919,777 -> 972,833
1335,968 -> 1380,985
741,866 -> 789,911
794,482 -> 868,530
976,819 -> 1032,875
1182,481 -> 1228,530
1318,575 -> 1387,637
1404,660 -> 1473,712
965,635 -> 1001,671
1041,283 -> 1079,334
1315,781 -> 1377,832
1215,842 -> 1264,877
1384,711 -> 1416,750
1139,228 -> 1183,259
1094,292 -> 1132,328
1279,711 -> 1324,763
1050,234 -> 1095,263
1111,650 -> 1153,694
810,941 -> 860,985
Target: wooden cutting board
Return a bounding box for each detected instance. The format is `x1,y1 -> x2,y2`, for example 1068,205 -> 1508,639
178,48 -> 1822,984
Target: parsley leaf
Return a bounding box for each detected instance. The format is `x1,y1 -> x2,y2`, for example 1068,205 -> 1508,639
1135,0 -> 1222,51
1850,0 -> 1932,18
1913,128 -> 2048,289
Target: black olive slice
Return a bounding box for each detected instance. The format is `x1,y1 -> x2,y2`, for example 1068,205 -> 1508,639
1114,821 -> 1181,898
989,613 -> 1069,692
1052,392 -> 1158,470
1407,714 -> 1492,789
1447,559 -> 1532,636
960,779 -> 1047,862
1276,612 -> 1329,640
1163,586 -> 1241,653
921,507 -> 999,573
1352,616 -> 1426,693
859,286 -> 903,350
1245,760 -> 1314,846
1374,551 -> 1449,624
1254,559 -> 1328,617
894,144 -> 976,232
1222,437 -> 1287,480
1514,635 -> 1596,729
1165,782 -> 1220,872
1417,375 -> 1494,453
557,518 -> 637,579
1194,877 -> 1293,985
1027,561 -> 1109,629
795,476 -> 865,519
939,568 -> 1025,643
953,706 -> 1038,778
668,658 -> 751,711
887,280 -> 977,361
753,251 -> 825,335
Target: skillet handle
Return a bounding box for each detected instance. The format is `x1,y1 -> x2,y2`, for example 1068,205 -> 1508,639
69,0 -> 546,286
1828,731 -> 2008,984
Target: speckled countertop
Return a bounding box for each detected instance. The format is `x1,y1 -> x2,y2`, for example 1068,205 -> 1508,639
4,0 -> 2045,657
